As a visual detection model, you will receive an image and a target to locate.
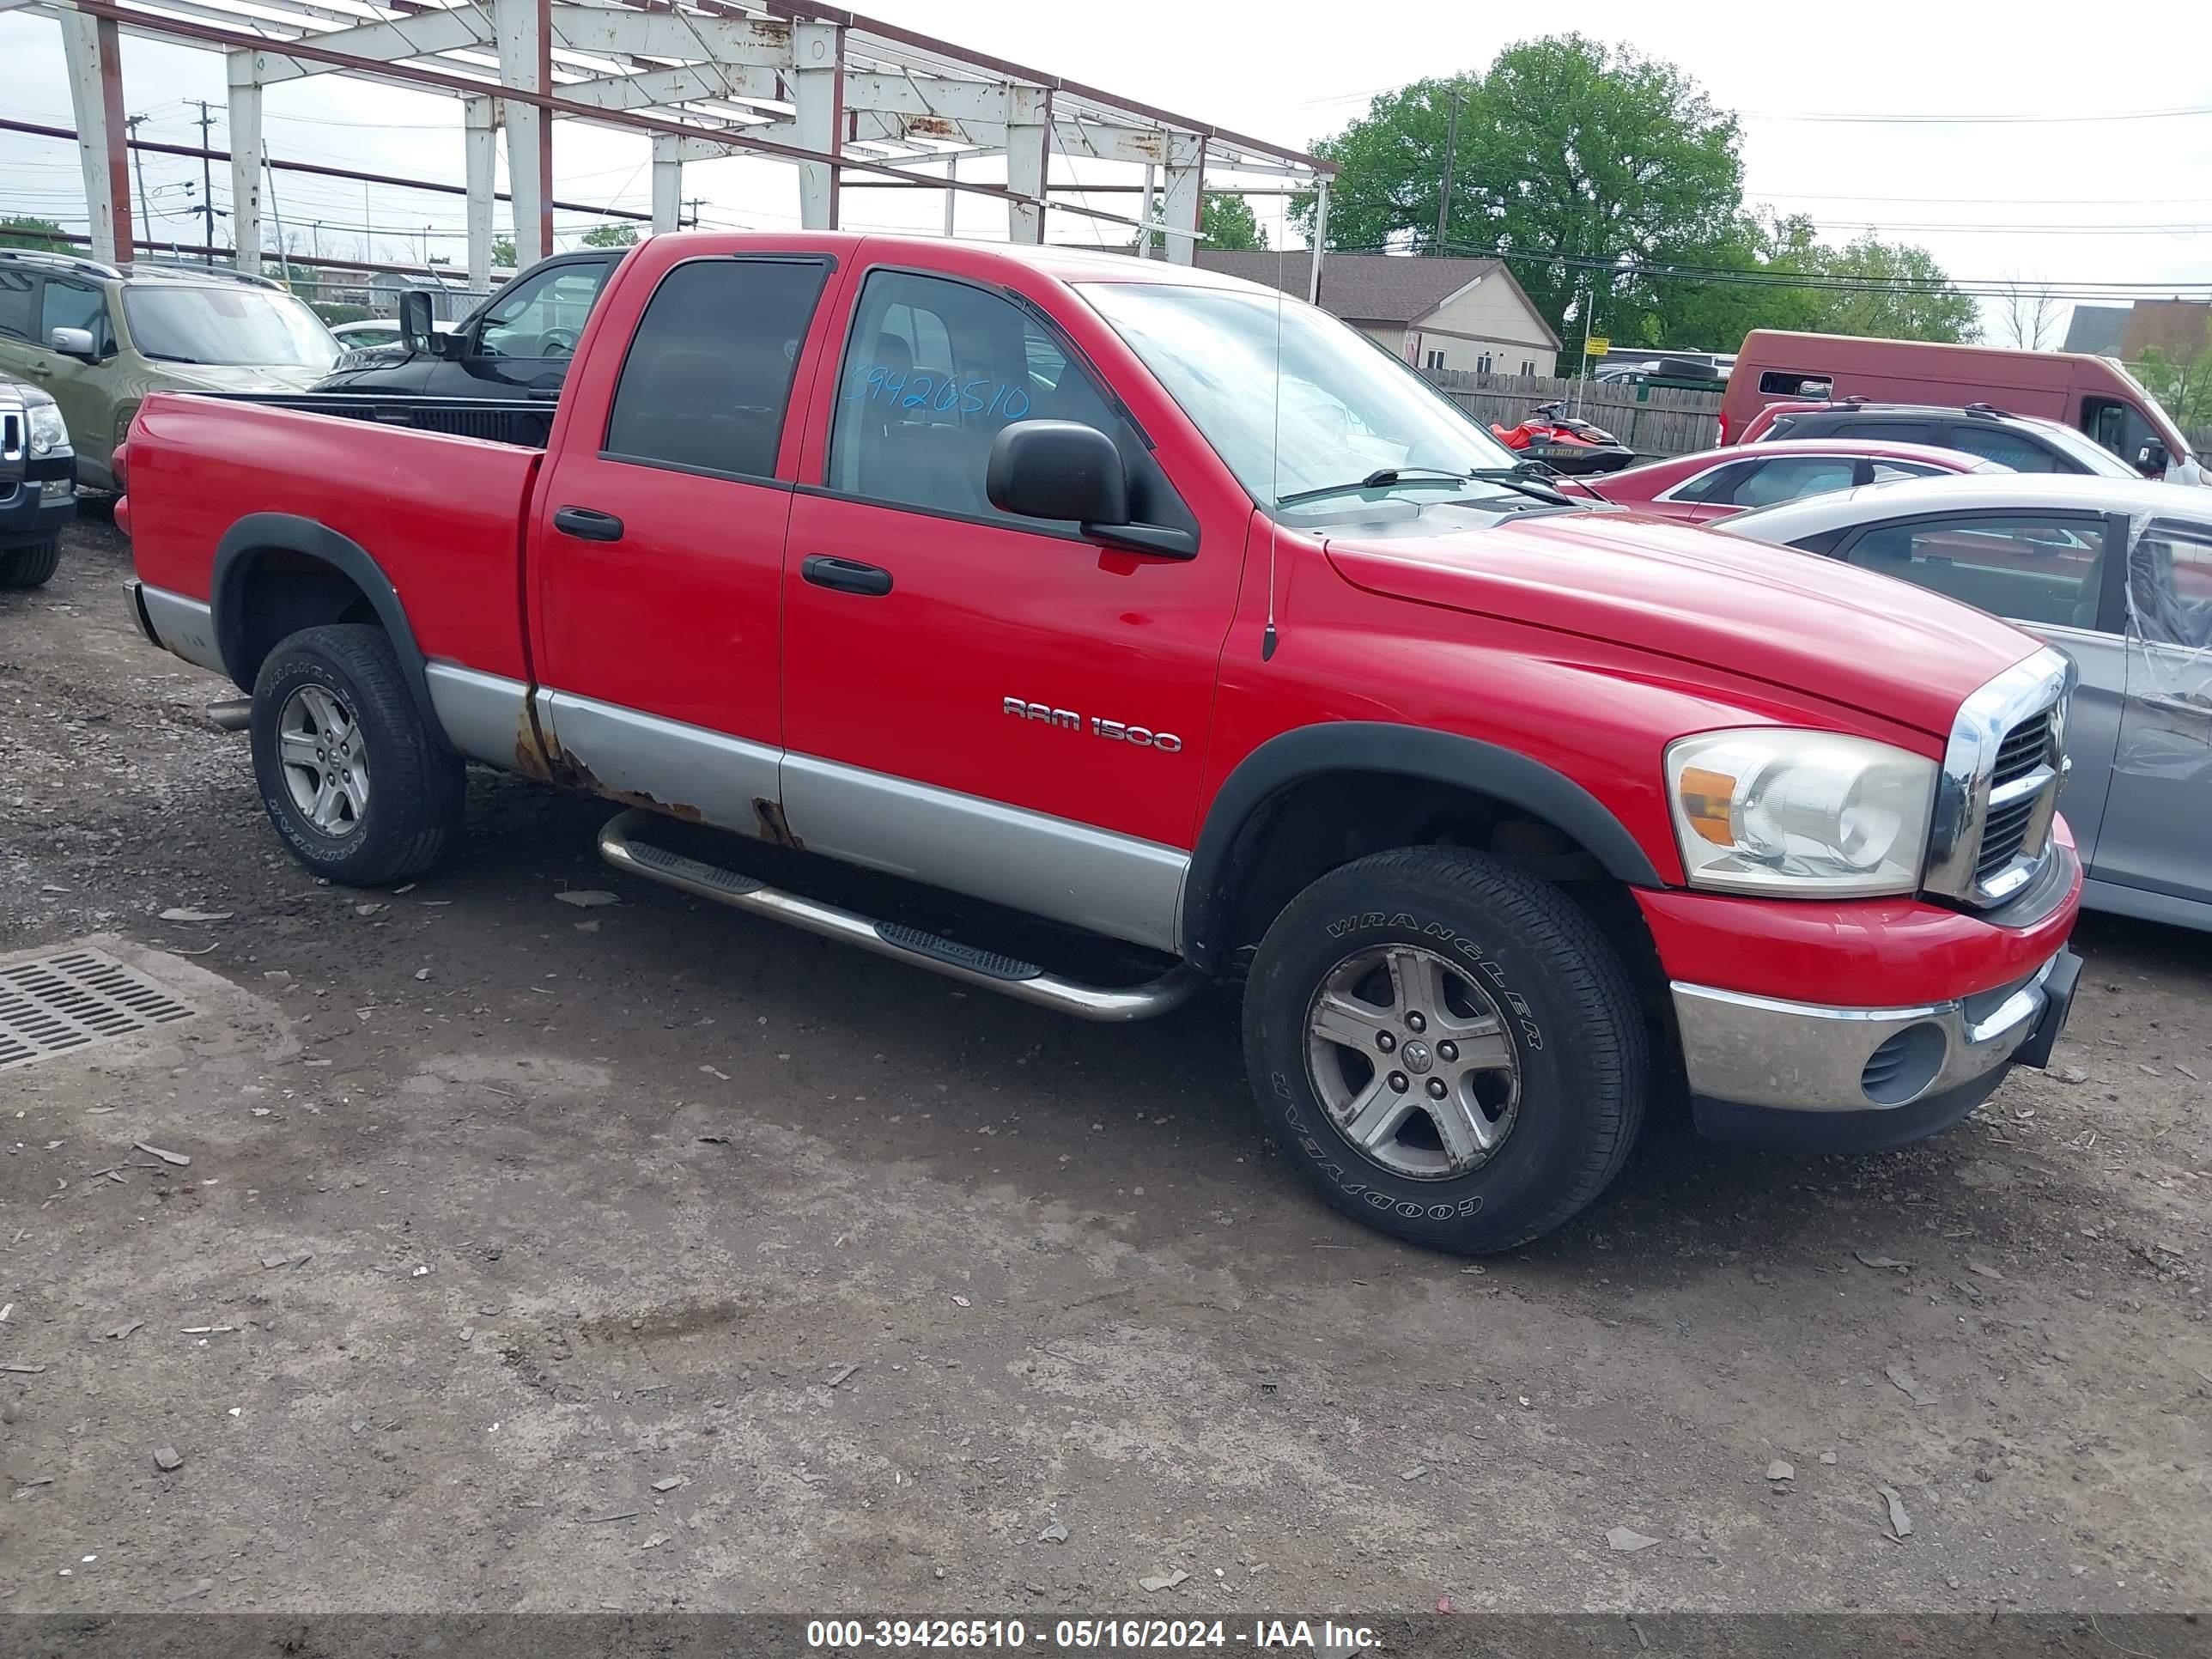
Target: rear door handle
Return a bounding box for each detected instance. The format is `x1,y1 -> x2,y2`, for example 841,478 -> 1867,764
801,555 -> 893,597
553,505 -> 623,543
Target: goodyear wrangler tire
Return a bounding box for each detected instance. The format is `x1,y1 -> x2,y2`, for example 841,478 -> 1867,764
1243,846 -> 1646,1254
250,623 -> 465,886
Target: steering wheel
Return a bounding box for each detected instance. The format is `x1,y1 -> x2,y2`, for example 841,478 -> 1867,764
537,327 -> 580,359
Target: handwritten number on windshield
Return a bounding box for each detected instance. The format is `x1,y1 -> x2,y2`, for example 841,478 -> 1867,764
845,364 -> 1030,420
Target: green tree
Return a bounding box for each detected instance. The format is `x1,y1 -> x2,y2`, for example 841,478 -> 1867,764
492,236 -> 517,267
1133,192 -> 1268,254
2136,340 -> 2212,428
580,223 -> 641,248
1200,193 -> 1266,251
1628,211 -> 1823,351
1802,234 -> 1980,343
0,216 -> 69,251
1299,35 -> 1744,339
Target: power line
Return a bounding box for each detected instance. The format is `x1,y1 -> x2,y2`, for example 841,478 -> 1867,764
1402,239 -> 2212,301
1741,103 -> 2212,125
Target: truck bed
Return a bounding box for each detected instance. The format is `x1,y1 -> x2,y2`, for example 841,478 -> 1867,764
199,391 -> 555,450
126,391 -> 542,684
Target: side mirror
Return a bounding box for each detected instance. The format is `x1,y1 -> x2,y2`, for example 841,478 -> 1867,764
398,290 -> 435,356
2138,441 -> 2171,477
987,419 -> 1131,526
48,326 -> 96,361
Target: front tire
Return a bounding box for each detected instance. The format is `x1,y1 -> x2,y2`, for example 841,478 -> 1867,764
1243,847 -> 1646,1254
0,538 -> 61,589
250,623 -> 465,885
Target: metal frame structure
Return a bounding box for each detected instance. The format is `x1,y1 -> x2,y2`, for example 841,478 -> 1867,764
17,0 -> 1335,299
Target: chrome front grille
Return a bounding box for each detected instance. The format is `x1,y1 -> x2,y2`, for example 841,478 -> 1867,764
1924,650 -> 2073,909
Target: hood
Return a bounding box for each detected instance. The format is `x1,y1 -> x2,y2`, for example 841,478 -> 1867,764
153,362 -> 328,394
1322,510 -> 2040,738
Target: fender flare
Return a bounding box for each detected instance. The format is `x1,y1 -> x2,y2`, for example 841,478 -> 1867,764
1179,721 -> 1666,969
210,514 -> 445,743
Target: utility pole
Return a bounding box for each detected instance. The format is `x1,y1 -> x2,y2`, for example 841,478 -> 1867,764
193,100 -> 216,264
124,114 -> 154,258
1435,85 -> 1462,253
683,197 -> 705,231
1575,271 -> 1598,416
264,157 -> 291,289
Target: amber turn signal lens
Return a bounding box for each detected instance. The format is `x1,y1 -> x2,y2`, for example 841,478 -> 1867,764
1678,766 -> 1737,846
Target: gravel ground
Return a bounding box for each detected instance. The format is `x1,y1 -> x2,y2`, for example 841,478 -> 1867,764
1,518 -> 2207,1616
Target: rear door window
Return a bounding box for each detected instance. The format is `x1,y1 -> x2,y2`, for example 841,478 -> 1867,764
0,271 -> 34,343
1836,420 -> 1932,445
1841,514 -> 2108,629
1726,454 -> 1859,507
1939,424 -> 2065,473
601,258 -> 830,481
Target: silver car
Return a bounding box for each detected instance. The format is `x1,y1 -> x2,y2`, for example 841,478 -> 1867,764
1719,473 -> 2212,931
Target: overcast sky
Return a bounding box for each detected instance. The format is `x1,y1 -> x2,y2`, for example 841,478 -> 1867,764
4,0 -> 2209,337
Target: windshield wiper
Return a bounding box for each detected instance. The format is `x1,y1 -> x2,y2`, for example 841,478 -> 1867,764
1462,466 -> 1578,507
1277,467 -> 1474,507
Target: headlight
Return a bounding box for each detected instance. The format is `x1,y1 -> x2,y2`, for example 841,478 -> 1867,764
1665,729 -> 1936,897
27,402 -> 70,457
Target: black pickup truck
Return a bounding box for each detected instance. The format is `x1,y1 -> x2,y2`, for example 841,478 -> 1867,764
315,249 -> 617,406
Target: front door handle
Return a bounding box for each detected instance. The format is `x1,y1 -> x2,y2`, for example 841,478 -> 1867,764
553,505 -> 624,543
801,555 -> 894,597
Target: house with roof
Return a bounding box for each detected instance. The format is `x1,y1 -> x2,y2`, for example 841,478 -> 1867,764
1194,252 -> 1562,377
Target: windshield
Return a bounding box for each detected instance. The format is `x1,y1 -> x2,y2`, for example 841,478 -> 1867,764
1079,280 -> 1521,510
122,285 -> 338,369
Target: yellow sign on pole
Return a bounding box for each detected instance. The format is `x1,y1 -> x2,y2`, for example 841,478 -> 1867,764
1584,336 -> 1610,356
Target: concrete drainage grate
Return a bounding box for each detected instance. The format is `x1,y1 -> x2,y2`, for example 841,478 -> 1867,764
0,949 -> 197,1073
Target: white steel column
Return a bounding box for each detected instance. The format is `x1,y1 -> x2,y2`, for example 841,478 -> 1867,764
58,9 -> 132,264
650,135 -> 683,234
494,0 -> 551,260
1005,85 -> 1048,244
465,95 -> 498,291
791,18 -> 843,230
1160,132 -> 1205,266
1307,177 -> 1329,302
227,53 -> 264,274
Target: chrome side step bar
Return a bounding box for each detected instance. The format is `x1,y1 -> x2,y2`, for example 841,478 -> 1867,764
596,810 -> 1203,1023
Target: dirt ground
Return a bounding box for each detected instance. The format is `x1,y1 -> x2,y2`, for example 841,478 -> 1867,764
2,517 -> 2208,1618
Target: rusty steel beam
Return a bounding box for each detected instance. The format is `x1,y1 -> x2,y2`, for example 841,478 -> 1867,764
751,0 -> 1334,173
95,13 -> 135,259
58,0 -> 1041,204
0,117 -> 659,222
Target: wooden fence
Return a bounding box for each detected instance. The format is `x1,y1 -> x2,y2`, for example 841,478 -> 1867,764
1419,368 -> 1724,459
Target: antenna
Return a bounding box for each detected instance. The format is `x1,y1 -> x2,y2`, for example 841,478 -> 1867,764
1261,224 -> 1285,662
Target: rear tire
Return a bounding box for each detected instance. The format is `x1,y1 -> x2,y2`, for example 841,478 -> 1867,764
0,538 -> 61,589
250,623 -> 465,885
1243,846 -> 1647,1254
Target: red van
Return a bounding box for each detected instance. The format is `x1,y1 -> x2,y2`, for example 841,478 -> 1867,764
1721,330 -> 2197,481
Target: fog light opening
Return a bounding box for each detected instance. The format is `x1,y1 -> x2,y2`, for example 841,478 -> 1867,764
1860,1021 -> 1947,1107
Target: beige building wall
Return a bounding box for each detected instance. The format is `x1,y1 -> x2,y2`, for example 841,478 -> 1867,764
1403,275 -> 1559,375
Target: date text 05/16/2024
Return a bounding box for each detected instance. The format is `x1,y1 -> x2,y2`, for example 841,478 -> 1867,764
805,1620 -> 1378,1650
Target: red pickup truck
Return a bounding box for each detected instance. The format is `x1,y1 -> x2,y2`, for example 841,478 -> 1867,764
118,232 -> 2082,1254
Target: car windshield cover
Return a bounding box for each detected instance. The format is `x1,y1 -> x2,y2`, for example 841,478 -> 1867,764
1079,279 -> 1522,510
122,285 -> 338,369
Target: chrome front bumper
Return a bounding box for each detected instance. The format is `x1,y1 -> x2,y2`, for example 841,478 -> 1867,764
1673,953 -> 2063,1115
